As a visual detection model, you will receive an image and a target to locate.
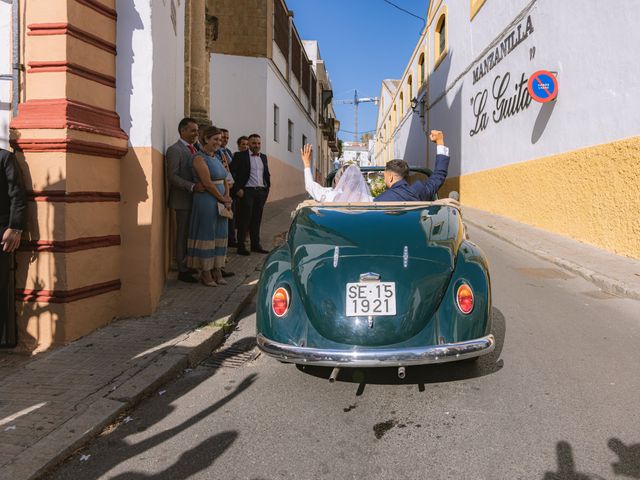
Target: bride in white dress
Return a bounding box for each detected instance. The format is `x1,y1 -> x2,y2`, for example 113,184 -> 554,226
300,144 -> 372,203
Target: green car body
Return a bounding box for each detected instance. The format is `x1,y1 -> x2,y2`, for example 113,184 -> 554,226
256,201 -> 494,368
256,167 -> 494,368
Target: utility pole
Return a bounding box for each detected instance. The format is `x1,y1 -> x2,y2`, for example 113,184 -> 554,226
335,90 -> 378,141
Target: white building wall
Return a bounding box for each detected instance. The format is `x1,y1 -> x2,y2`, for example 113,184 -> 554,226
272,42 -> 288,78
265,62 -> 316,168
0,2 -> 12,149
427,0 -> 640,177
151,0 -> 185,152
290,76 -> 300,100
117,0 -> 184,151
210,54 -> 268,143
116,0 -> 153,147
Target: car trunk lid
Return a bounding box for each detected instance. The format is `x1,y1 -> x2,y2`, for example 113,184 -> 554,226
288,205 -> 463,346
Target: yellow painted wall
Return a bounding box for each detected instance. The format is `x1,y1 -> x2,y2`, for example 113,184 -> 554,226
441,136 -> 640,259
119,146 -> 168,316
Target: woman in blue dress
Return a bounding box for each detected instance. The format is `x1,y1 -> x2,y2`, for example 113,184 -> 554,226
186,126 -> 232,286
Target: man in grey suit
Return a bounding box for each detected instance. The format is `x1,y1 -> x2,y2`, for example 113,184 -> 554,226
166,117 -> 205,283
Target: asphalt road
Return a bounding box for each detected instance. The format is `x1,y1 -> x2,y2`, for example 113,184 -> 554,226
47,224 -> 640,480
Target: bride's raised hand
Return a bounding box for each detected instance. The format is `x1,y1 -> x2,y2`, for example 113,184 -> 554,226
300,144 -> 313,168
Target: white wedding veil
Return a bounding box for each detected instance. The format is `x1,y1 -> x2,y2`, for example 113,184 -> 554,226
333,165 -> 373,202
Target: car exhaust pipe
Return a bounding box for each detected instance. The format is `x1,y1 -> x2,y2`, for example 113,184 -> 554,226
398,366 -> 406,379
329,367 -> 340,383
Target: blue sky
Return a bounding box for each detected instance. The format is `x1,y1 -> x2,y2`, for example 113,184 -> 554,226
286,0 -> 429,142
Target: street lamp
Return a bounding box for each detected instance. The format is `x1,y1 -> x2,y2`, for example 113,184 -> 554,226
410,96 -> 425,118
410,97 -> 419,112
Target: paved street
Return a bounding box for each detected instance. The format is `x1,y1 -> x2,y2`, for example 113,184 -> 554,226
45,223 -> 640,480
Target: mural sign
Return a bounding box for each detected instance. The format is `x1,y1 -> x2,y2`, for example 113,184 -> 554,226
468,15 -> 537,136
527,70 -> 558,103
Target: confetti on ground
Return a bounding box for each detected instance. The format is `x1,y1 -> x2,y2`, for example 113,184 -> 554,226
4,425 -> 16,431
123,416 -> 133,423
159,390 -> 167,396
80,454 -> 91,462
184,368 -> 193,373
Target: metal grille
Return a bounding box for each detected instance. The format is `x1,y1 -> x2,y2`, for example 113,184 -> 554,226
274,0 -> 289,58
291,35 -> 302,81
204,338 -> 260,368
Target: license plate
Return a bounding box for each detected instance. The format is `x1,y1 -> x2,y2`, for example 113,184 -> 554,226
346,282 -> 396,317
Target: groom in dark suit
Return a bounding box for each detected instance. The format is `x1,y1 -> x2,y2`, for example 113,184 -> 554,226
375,130 -> 450,202
230,133 -> 270,256
166,118 -> 205,282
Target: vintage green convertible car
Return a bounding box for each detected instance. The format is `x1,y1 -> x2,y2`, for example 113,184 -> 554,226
256,168 -> 494,378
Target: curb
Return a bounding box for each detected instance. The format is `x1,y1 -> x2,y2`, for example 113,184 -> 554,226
465,218 -> 640,301
11,271 -> 262,480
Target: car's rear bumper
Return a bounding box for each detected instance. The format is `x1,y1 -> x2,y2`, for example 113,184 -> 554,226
256,334 -> 495,367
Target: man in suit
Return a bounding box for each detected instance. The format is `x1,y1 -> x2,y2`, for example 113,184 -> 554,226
0,148 -> 26,343
218,128 -> 238,248
166,118 -> 205,282
375,130 -> 450,202
219,129 -> 234,164
230,133 -> 270,256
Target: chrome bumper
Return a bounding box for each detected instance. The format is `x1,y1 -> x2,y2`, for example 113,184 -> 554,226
256,334 -> 495,367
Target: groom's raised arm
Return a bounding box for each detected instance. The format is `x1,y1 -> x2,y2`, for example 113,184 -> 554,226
415,130 -> 450,201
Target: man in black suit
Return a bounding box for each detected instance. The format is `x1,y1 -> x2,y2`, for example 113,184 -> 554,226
0,148 -> 26,343
230,133 -> 270,256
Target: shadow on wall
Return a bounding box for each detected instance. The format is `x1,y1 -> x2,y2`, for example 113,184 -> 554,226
426,50 -> 462,199
397,108 -> 427,167
531,99 -> 556,144
119,147 -> 152,315
116,0 -> 144,137
12,149 -> 66,351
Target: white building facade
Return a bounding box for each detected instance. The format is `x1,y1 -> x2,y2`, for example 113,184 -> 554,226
375,0 -> 640,260
208,0 -> 338,201
340,142 -> 371,166
0,1 -> 12,149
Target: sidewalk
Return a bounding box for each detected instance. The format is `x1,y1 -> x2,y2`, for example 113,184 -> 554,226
0,194 -> 305,480
463,206 -> 640,300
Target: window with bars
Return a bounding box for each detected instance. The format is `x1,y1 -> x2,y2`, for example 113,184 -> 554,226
302,58 -> 311,96
435,9 -> 448,69
288,120 -> 294,151
274,0 -> 289,58
311,72 -> 317,110
291,36 -> 302,81
274,104 -> 280,142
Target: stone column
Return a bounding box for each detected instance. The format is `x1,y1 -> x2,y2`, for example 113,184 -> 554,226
9,0 -> 126,352
188,0 -> 211,126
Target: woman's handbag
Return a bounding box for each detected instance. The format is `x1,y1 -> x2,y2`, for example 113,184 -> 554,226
218,203 -> 233,219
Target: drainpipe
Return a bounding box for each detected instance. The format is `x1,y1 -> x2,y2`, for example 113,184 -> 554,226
11,0 -> 19,116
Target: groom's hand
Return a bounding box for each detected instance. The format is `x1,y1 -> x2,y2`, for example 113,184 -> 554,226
429,130 -> 445,146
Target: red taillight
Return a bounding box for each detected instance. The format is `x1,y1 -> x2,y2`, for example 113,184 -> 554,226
272,287 -> 289,317
456,284 -> 474,314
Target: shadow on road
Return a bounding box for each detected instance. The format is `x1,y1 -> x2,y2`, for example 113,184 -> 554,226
45,340 -> 259,480
542,438 -> 640,480
297,306 -> 506,388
